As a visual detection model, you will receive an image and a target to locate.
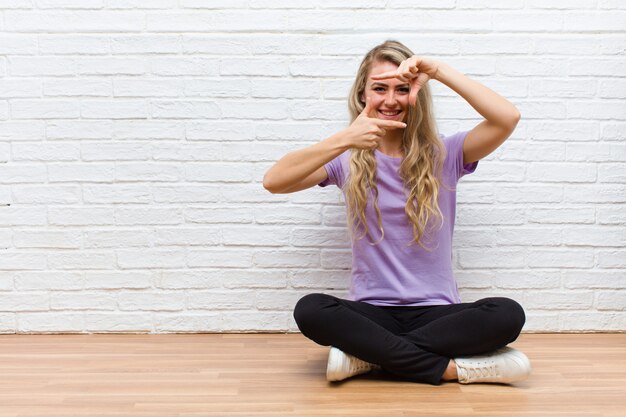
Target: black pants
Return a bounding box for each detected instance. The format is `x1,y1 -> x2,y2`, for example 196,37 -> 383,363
293,293 -> 526,385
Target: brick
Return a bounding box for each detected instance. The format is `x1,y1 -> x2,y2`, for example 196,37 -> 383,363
81,142 -> 151,161
152,143 -> 221,161
9,57 -> 76,76
84,313 -> 152,332
0,79 -> 41,98
291,227 -> 349,247
117,249 -> 186,269
14,230 -> 81,249
154,312 -> 222,332
77,57 -> 146,75
115,162 -> 182,182
527,207 -> 595,224
84,271 -> 153,289
290,269 -> 350,290
115,207 -> 182,225
186,122 -> 256,141
113,121 -> 183,140
47,121 -> 112,140
13,185 -> 81,204
221,269 -> 289,289
118,292 -> 186,311
596,291 -> 626,311
597,250 -> 626,268
0,121 -> 45,140
185,206 -> 252,224
0,251 -> 44,270
158,270 -> 224,289
108,0 -> 177,8
188,290 -> 256,310
39,35 -> 110,54
0,164 -> 47,183
14,271 -> 82,291
599,163 -> 626,183
527,162 -> 596,183
155,227 -> 221,246
5,11 -> 145,32
84,230 -> 152,248
152,185 -> 220,203
597,205 -> 626,225
83,184 -> 150,204
11,99 -> 80,119
51,292 -> 117,311
222,225 -> 289,246
187,249 -> 253,268
48,251 -> 116,270
320,249 -> 351,269
48,163 -> 115,182
18,312 -> 84,332
458,248 -> 526,269
184,163 -> 253,182
150,57 -> 219,76
255,204 -> 321,225
12,142 -> 79,162
527,249 -> 594,268
111,35 -> 181,54
113,79 -> 182,97
0,293 -> 49,312
49,207 -> 114,226
151,100 -> 220,119
44,79 -> 111,97
81,100 -> 148,119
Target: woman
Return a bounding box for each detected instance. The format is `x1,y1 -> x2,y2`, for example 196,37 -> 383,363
263,40 -> 530,385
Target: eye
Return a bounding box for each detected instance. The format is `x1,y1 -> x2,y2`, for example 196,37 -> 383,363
373,87 -> 385,91
398,88 -> 410,93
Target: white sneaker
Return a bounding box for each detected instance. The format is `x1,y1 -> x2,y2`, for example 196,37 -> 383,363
326,346 -> 380,382
454,346 -> 532,384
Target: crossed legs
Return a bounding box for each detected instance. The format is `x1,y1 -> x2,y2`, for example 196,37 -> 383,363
293,293 -> 526,385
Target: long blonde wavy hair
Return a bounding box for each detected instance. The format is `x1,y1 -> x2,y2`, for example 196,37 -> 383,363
345,40 -> 448,251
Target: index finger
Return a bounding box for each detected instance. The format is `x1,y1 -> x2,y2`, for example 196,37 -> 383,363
372,119 -> 407,129
370,71 -> 398,80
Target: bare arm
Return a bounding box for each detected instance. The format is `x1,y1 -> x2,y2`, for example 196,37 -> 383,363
263,96 -> 407,194
433,62 -> 520,164
262,130 -> 349,194
372,57 -> 520,165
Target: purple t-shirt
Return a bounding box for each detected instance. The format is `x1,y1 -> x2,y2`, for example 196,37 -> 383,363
319,131 -> 478,306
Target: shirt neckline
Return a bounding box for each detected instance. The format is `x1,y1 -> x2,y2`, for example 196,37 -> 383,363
375,149 -> 402,161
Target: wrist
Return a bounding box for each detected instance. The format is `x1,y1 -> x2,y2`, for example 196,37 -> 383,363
330,129 -> 352,152
433,61 -> 451,83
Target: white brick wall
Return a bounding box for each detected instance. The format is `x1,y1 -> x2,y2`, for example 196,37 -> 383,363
0,1 -> 624,333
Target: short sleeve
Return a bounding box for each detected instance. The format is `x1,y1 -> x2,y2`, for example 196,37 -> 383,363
443,130 -> 478,183
319,151 -> 348,188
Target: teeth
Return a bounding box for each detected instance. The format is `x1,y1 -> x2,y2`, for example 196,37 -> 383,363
380,111 -> 400,116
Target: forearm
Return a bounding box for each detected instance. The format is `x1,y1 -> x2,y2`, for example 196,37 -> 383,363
434,62 -> 520,127
263,130 -> 349,193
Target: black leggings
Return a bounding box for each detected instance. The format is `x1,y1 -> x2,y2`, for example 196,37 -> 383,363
293,293 -> 526,385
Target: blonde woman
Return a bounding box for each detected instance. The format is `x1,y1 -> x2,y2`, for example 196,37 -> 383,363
263,40 -> 531,385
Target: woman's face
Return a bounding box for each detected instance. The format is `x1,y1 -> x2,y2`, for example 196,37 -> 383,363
362,60 -> 410,124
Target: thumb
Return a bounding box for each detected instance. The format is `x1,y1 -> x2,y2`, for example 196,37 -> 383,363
360,95 -> 373,118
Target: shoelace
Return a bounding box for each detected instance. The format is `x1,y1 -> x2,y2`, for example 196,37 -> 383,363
349,357 -> 370,372
464,360 -> 498,381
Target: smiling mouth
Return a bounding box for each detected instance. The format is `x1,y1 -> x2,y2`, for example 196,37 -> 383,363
379,110 -> 402,116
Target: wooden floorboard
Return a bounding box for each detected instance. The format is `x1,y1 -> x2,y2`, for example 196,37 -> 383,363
0,333 -> 624,417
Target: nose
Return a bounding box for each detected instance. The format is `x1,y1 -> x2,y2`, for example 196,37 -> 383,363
384,91 -> 398,106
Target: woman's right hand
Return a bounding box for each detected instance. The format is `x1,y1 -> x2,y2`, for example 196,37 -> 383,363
342,96 -> 407,150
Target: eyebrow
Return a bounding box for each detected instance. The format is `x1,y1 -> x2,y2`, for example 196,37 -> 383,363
371,82 -> 409,88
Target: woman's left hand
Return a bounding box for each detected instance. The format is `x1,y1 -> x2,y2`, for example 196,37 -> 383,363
370,56 -> 441,107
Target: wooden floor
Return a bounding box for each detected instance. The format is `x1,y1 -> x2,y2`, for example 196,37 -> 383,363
0,334 -> 624,417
